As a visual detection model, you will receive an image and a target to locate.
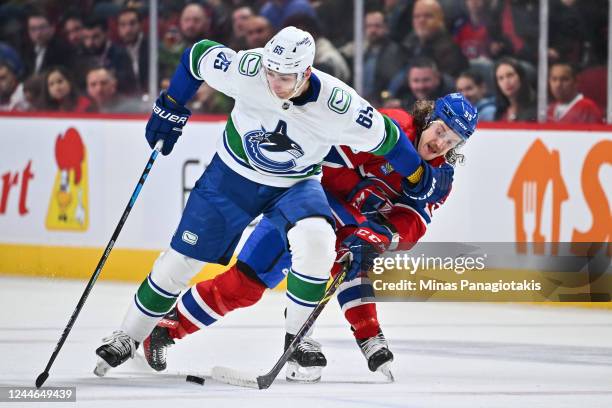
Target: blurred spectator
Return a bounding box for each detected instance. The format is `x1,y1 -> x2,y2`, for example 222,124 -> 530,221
283,13 -> 350,83
315,0 -> 354,47
388,57 -> 454,110
497,0 -> 539,64
577,65 -> 607,114
455,70 -> 496,121
198,1 -> 231,43
22,11 -> 71,77
0,3 -> 26,53
159,24 -> 183,81
0,60 -> 28,111
341,10 -> 407,104
385,0 -> 414,43
229,6 -> 254,50
0,42 -> 24,79
188,83 -> 234,114
85,66 -> 145,113
86,66 -> 117,111
547,61 -> 602,124
180,2 -> 212,46
23,74 -> 44,110
548,0 -> 589,65
493,57 -> 536,122
244,16 -> 275,49
578,0 -> 608,67
80,16 -> 137,95
259,0 -> 316,30
117,7 -> 148,92
158,2 -> 213,77
438,0 -> 466,28
61,12 -> 84,50
402,0 -> 469,78
41,66 -> 92,112
452,0 -> 509,61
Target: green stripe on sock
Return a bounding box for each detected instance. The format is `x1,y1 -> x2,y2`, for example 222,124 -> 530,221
136,279 -> 176,314
190,39 -> 223,79
371,114 -> 400,156
287,270 -> 327,303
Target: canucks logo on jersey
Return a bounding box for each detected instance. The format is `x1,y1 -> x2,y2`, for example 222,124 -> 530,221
244,120 -> 305,173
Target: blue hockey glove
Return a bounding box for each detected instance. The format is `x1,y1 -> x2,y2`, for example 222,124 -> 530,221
145,91 -> 191,155
347,180 -> 393,217
337,222 -> 393,280
402,163 -> 454,204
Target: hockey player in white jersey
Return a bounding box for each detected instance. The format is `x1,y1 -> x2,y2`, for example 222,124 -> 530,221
94,26 -> 454,380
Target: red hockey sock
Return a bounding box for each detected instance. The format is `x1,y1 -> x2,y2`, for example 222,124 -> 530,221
172,264 -> 266,339
345,303 -> 381,340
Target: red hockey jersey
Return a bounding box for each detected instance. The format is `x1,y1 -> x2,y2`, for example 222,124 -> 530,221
322,109 -> 448,245
546,94 -> 603,124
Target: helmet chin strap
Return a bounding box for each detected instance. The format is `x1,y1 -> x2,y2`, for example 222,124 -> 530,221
281,71 -> 307,103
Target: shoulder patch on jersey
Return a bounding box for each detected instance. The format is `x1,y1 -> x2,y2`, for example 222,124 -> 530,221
327,87 -> 352,114
190,39 -> 224,80
238,52 -> 262,76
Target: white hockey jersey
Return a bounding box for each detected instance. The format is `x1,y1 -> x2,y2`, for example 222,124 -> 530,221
189,40 -> 401,188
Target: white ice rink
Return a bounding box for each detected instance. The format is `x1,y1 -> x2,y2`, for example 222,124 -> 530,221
1,275 -> 611,408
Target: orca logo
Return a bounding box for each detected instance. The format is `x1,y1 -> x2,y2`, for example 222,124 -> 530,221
244,120 -> 304,173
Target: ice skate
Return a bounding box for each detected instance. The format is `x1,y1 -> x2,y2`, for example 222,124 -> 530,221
356,330 -> 394,382
285,333 -> 327,383
94,331 -> 138,377
143,309 -> 178,371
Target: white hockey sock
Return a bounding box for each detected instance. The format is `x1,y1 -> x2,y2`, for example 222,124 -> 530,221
285,218 -> 335,334
120,249 -> 205,342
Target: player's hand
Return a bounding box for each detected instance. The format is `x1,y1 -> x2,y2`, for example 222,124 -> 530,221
347,180 -> 393,217
145,91 -> 191,155
337,222 -> 392,280
402,163 -> 453,204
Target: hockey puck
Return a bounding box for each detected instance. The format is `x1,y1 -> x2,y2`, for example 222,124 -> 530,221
186,375 -> 205,385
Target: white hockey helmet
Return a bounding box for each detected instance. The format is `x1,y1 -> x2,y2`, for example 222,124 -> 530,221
262,26 -> 315,75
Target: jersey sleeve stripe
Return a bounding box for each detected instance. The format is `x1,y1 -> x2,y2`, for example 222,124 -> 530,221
370,114 -> 400,156
189,39 -> 224,80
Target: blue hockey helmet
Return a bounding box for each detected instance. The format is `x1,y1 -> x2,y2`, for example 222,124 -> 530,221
430,93 -> 478,140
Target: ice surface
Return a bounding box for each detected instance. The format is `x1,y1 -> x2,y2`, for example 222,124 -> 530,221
1,276 -> 611,408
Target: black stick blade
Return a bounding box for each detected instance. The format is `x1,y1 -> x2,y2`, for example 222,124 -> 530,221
35,371 -> 49,388
257,375 -> 273,390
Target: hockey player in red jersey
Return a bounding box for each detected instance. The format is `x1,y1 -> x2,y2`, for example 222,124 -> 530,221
143,93 -> 478,382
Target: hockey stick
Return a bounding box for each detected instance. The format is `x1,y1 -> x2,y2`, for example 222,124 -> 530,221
212,263 -> 348,389
35,141 -> 163,388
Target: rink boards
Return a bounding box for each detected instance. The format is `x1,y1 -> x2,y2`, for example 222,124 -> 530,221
0,115 -> 610,290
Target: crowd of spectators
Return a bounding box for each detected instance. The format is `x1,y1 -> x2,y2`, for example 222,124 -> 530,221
0,0 -> 607,123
